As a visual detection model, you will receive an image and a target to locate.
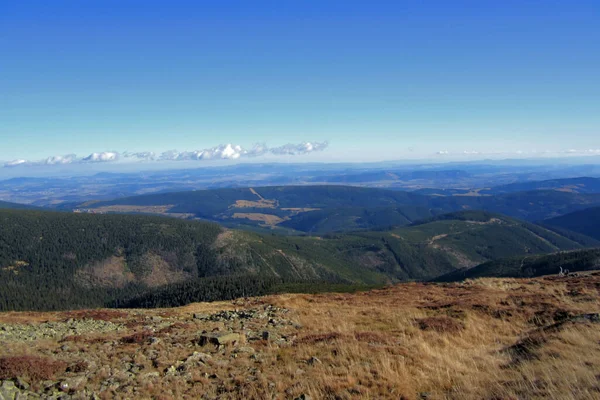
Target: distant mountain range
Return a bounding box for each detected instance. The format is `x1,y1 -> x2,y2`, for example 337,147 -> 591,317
2,162 -> 600,206
0,200 -> 39,210
67,185 -> 600,233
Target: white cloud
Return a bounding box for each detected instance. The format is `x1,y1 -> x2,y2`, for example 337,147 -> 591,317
82,152 -> 119,162
436,150 -> 449,155
4,159 -> 29,167
44,154 -> 78,165
3,141 -> 330,168
270,141 -> 329,155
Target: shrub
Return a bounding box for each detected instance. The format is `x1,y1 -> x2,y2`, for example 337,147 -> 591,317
0,356 -> 67,382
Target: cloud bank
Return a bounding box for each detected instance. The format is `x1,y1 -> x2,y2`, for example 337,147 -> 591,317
3,141 -> 329,168
434,148 -> 600,157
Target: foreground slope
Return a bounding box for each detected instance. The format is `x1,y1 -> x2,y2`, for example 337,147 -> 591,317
1,273 -> 599,399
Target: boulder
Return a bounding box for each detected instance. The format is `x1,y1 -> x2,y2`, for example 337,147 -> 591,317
0,381 -> 18,400
199,332 -> 241,346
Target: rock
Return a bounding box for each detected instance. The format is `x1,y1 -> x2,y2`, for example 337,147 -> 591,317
295,394 -> 312,400
62,376 -> 87,392
58,381 -> 70,392
307,356 -> 322,365
199,332 -> 241,346
140,372 -> 160,380
262,331 -> 270,341
234,346 -> 255,354
186,352 -> 212,364
13,378 -> 29,391
148,337 -> 160,345
0,381 -> 18,400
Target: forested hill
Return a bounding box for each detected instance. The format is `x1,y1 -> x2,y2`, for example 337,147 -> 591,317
1,209 -> 596,311
71,185 -> 600,234
0,209 -> 388,311
481,177 -> 600,195
434,248 -> 600,282
543,207 -> 600,241
0,200 -> 39,209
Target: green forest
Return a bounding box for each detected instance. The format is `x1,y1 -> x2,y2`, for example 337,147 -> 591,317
1,208 -> 598,311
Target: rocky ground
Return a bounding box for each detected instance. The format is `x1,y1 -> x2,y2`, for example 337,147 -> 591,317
1,272 -> 600,399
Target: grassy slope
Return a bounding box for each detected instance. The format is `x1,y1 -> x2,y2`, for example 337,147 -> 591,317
1,273 -> 599,399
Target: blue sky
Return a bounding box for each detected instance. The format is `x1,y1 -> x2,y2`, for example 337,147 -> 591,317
1,0 -> 599,166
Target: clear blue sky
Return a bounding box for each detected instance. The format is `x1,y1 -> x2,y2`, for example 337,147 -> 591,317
1,0 -> 599,164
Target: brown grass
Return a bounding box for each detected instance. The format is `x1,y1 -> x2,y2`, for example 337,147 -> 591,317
1,274 -> 599,399
62,309 -> 128,322
415,316 -> 464,333
120,331 -> 154,344
232,199 -> 278,209
0,356 -> 67,383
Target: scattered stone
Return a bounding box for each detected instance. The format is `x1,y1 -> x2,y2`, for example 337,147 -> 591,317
140,372 -> 160,380
58,381 -> 70,392
307,356 -> 322,365
0,319 -> 122,342
262,331 -> 270,341
185,352 -> 212,364
295,393 -> 312,400
0,381 -> 18,400
199,332 -> 241,346
148,336 -> 161,345
234,346 -> 255,354
13,378 -> 29,391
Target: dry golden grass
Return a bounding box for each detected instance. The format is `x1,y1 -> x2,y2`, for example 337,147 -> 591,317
1,273 -> 599,399
231,199 -> 278,209
91,205 -> 174,214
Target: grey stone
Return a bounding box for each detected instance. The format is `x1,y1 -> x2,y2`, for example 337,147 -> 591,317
234,346 -> 255,354
307,356 -> 322,365
61,376 -> 87,391
0,380 -> 18,400
14,378 -> 29,391
199,332 -> 241,346
186,352 -> 212,364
